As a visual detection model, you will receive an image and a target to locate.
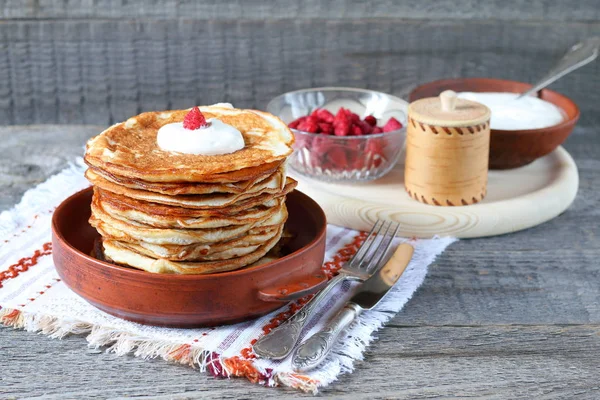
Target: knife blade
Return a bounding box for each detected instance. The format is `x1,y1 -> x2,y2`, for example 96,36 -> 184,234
291,243 -> 414,372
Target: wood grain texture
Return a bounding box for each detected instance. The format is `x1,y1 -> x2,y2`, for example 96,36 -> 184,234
2,324 -> 600,399
0,18 -> 599,126
3,0 -> 600,21
293,147 -> 578,238
1,125 -> 600,398
0,125 -> 99,210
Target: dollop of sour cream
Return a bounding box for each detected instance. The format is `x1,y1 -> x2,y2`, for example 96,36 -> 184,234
457,92 -> 564,130
156,118 -> 245,155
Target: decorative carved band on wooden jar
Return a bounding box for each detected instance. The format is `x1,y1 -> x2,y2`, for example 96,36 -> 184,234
405,90 -> 491,206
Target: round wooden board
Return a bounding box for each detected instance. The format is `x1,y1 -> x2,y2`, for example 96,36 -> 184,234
291,146 -> 578,238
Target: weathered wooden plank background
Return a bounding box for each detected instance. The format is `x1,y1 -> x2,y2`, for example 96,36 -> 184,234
1,0 -> 599,126
3,0 -> 600,21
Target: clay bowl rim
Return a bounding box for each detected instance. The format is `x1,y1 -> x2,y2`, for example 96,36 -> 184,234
409,77 -> 580,134
51,187 -> 327,282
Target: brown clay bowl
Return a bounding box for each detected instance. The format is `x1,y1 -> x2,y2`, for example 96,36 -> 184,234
409,78 -> 580,169
51,187 -> 327,328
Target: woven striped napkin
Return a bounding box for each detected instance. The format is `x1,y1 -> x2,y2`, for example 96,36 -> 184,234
0,159 -> 455,394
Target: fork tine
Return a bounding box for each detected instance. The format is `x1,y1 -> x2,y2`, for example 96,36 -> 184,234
350,220 -> 385,267
365,221 -> 400,273
354,220 -> 391,270
347,219 -> 385,268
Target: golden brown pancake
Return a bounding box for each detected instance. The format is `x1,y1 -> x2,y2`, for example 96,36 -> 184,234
99,193 -> 283,229
85,105 -> 294,183
87,164 -> 279,196
86,168 -> 286,209
94,178 -> 297,218
90,199 -> 288,246
102,225 -> 284,274
116,225 -> 282,261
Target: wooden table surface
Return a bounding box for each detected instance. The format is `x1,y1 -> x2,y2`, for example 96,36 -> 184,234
1,125 -> 599,399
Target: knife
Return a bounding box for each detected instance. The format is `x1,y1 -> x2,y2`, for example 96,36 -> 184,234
291,243 -> 414,372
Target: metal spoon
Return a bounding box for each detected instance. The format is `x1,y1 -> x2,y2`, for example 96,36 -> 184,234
518,37 -> 599,98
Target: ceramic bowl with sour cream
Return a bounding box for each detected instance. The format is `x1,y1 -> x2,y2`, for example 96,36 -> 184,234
409,78 -> 580,169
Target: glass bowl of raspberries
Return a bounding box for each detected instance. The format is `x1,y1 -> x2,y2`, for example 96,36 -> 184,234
267,87 -> 408,182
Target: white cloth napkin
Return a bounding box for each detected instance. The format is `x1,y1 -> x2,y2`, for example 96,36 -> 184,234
0,159 -> 456,393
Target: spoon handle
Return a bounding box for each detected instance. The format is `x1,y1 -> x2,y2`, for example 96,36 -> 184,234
518,37 -> 600,99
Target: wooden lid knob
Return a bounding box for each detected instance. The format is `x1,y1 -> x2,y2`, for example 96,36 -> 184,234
440,90 -> 457,112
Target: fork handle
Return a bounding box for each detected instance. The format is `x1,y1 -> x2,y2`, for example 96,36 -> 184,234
253,273 -> 347,360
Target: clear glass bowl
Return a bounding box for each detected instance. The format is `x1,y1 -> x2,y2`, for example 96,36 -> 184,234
267,87 -> 408,182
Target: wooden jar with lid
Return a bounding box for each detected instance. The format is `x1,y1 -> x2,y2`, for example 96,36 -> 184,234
405,90 -> 491,206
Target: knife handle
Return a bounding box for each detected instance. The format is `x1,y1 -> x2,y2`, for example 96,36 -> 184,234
291,243 -> 415,372
292,303 -> 361,372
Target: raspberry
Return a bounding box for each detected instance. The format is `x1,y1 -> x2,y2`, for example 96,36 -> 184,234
319,123 -> 333,134
334,121 -> 351,136
183,106 -> 209,130
367,139 -> 384,155
298,120 -> 320,133
316,109 -> 335,123
344,139 -> 362,152
351,124 -> 363,136
342,142 -> 364,170
366,139 -> 387,168
348,112 -> 361,124
353,155 -> 366,170
364,115 -> 377,127
288,117 -> 306,129
286,108 -> 395,172
333,108 -> 352,125
358,120 -> 373,134
326,147 -> 349,170
305,122 -> 320,133
383,117 -> 403,132
333,109 -> 348,126
311,136 -> 330,154
305,116 -> 319,125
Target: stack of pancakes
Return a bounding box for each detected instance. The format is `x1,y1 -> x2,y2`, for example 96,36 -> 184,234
84,105 -> 296,274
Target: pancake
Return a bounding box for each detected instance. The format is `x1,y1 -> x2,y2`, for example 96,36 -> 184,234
85,105 -> 294,183
94,178 -> 297,218
87,162 -> 285,196
99,193 -> 283,229
125,242 -> 260,262
90,199 -> 288,245
86,168 -> 286,209
116,225 -> 281,261
102,225 -> 284,274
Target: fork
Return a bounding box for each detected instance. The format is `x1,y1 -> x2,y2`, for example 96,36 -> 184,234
253,219 -> 400,360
